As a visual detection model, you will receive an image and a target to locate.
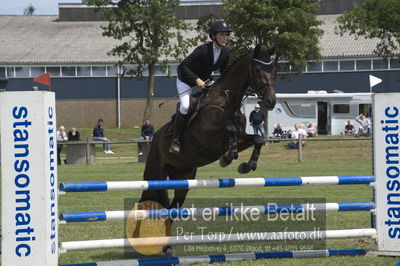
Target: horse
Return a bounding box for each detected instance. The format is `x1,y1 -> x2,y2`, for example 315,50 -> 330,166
135,45 -> 276,254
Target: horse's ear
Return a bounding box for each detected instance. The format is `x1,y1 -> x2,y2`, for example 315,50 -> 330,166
253,44 -> 261,58
254,44 -> 274,57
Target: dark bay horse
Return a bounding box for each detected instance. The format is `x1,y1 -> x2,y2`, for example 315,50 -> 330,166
134,45 -> 276,254
140,45 -> 276,209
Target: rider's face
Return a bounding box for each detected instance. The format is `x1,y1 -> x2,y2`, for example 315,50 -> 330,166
214,32 -> 229,47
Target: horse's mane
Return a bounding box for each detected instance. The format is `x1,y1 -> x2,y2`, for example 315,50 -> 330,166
216,50 -> 252,83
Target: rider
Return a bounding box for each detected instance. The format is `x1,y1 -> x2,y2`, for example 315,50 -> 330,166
169,20 -> 232,154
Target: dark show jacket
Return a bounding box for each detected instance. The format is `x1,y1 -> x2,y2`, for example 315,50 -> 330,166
177,42 -> 230,87
141,124 -> 154,138
67,131 -> 81,141
93,125 -> 104,137
249,110 -> 265,125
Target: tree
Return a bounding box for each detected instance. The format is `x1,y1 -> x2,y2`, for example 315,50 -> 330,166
85,0 -> 195,122
221,0 -> 323,77
195,14 -> 218,43
337,0 -> 400,58
23,4 -> 35,15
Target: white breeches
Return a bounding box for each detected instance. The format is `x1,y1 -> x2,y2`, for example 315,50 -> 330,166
176,78 -> 192,115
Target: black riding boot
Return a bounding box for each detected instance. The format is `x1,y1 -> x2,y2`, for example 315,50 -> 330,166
169,112 -> 186,154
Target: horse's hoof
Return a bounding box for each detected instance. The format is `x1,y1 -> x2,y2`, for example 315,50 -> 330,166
251,164 -> 257,171
219,154 -> 233,168
233,152 -> 238,160
219,157 -> 228,168
163,246 -> 175,257
238,163 -> 251,174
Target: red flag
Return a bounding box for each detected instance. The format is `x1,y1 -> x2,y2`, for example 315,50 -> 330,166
33,72 -> 51,90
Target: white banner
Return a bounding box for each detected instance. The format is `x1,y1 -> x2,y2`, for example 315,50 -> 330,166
374,93 -> 400,253
1,91 -> 58,266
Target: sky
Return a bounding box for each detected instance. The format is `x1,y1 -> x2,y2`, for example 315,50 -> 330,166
0,0 -> 83,15
0,0 -> 214,15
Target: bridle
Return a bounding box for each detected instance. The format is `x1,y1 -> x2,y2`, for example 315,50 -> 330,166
248,53 -> 274,100
206,49 -> 274,110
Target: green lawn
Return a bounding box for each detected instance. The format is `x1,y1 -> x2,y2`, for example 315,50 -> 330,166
2,127 -> 397,265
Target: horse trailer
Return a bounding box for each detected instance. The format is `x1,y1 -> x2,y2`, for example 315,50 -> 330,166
242,92 -> 373,136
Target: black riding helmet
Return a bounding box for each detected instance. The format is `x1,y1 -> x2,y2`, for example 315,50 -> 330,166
208,20 -> 232,40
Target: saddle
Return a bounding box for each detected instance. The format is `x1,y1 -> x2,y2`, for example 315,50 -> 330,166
162,90 -> 209,137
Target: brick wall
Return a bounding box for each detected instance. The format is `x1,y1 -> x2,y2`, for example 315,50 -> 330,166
56,99 -> 179,128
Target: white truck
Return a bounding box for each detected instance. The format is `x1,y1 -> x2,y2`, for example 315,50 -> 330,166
242,92 -> 373,136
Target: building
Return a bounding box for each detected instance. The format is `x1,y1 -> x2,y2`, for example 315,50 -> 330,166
0,0 -> 399,128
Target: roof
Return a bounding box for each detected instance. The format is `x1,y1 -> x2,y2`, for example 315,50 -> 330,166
0,15 -> 120,64
318,15 -> 380,58
0,14 -> 381,65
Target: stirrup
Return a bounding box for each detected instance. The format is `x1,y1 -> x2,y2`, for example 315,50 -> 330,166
169,140 -> 180,154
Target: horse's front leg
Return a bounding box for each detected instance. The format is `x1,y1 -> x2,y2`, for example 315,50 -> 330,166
220,134 -> 238,167
219,121 -> 238,167
237,134 -> 264,174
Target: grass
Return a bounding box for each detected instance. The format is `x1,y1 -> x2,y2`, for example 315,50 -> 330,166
2,127 -> 397,265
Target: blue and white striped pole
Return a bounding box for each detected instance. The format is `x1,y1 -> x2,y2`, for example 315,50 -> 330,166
59,248 -> 368,265
60,202 -> 375,223
60,175 -> 374,193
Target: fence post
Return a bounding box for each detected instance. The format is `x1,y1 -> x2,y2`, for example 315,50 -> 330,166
86,137 -> 90,165
298,134 -> 303,162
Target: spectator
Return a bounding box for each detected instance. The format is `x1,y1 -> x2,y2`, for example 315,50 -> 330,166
273,123 -> 283,138
249,103 -> 266,140
355,113 -> 371,136
68,127 -> 81,141
138,119 -> 154,156
288,123 -> 307,149
306,123 -> 317,137
93,118 -> 114,154
56,125 -> 68,165
344,120 -> 355,135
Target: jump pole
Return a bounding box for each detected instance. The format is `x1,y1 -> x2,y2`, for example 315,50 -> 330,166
59,175 -> 374,193
59,228 -> 377,252
59,249 -> 368,266
60,201 -> 375,223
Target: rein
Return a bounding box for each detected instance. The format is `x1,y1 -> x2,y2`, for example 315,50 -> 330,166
201,51 -> 274,112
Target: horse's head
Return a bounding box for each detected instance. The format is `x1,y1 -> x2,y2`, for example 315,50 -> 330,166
249,45 -> 276,110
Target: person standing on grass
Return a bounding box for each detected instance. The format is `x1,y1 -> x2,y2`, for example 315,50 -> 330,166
249,103 -> 266,141
137,119 -> 154,156
93,118 -> 114,154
